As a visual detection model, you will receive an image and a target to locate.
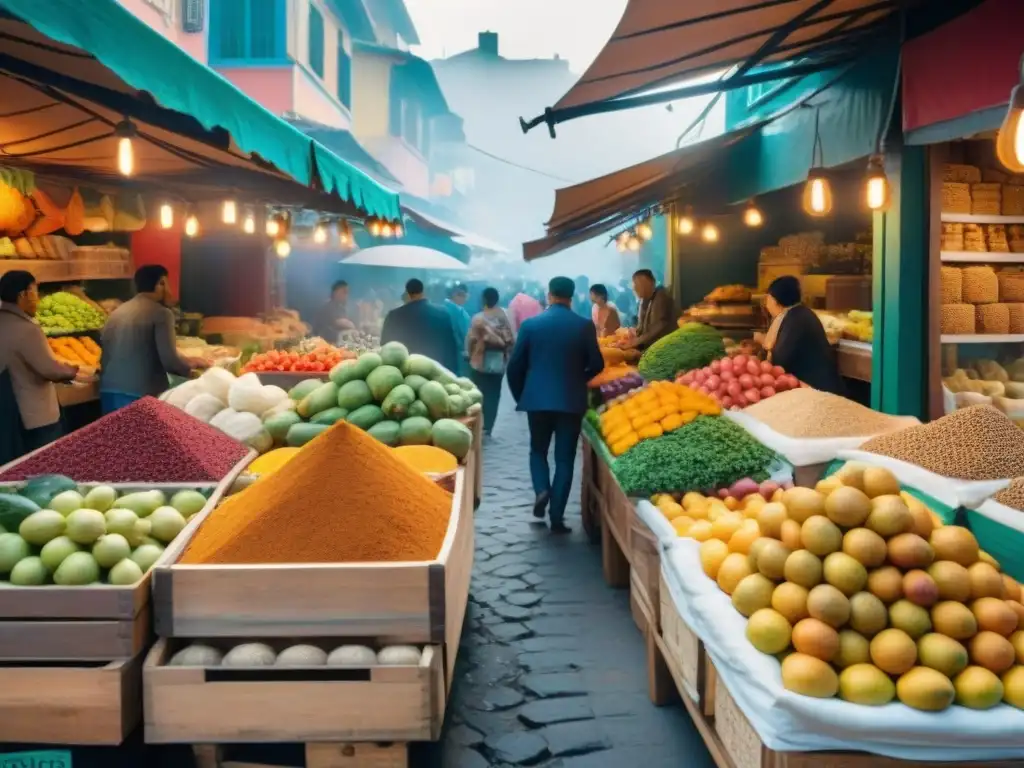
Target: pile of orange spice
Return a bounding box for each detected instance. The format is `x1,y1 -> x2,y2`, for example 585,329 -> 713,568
181,421 -> 454,564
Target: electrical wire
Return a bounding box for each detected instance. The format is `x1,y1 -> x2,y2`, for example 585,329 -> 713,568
466,143 -> 577,184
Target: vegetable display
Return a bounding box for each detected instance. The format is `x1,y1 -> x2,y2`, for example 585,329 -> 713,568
242,345 -> 356,374
598,381 -> 721,457
637,323 -> 725,382
0,398 -> 250,483
612,414 -> 778,497
0,478 -> 208,586
48,336 -> 101,369
36,292 -> 106,335
677,354 -> 799,409
663,461 -> 1024,712
167,641 -> 424,668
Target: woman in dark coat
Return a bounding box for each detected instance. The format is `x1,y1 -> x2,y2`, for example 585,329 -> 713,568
763,276 -> 844,395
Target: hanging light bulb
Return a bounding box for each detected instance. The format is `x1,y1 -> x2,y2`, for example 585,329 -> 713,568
184,213 -> 199,238
380,222 -> 394,238
627,234 -> 641,252
997,61 -> 1024,172
339,221 -> 354,247
864,155 -> 890,212
222,200 -> 237,225
313,222 -> 328,244
636,220 -> 654,241
676,206 -> 695,236
368,218 -> 383,237
159,203 -> 174,230
802,169 -> 833,217
393,223 -> 404,238
242,209 -> 255,234
743,199 -> 763,227
701,222 -> 720,243
114,119 -> 136,177
266,214 -> 281,237
274,239 -> 292,259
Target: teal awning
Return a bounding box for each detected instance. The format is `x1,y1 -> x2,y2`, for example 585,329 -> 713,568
0,0 -> 399,220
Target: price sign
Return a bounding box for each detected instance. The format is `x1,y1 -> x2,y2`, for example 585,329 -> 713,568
0,751 -> 71,768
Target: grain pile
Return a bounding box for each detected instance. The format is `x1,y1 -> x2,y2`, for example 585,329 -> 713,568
962,266 -> 999,304
861,405 -> 1024,480
993,478 -> 1024,511
742,389 -> 916,438
940,304 -> 975,335
976,303 -> 1010,334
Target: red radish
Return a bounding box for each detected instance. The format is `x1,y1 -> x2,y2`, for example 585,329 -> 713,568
759,373 -> 775,387
699,385 -> 711,395
735,393 -> 748,407
721,396 -> 733,408
774,377 -> 790,391
747,360 -> 761,376
772,365 -> 785,377
727,381 -> 742,398
760,360 -> 774,373
694,370 -> 706,383
744,388 -> 761,404
706,375 -> 721,391
689,381 -> 700,390
738,374 -> 754,389
760,386 -> 776,398
721,370 -> 735,382
680,372 -> 694,384
718,488 -> 730,500
784,374 -> 800,390
720,357 -> 734,373
732,354 -> 747,368
710,360 -> 721,373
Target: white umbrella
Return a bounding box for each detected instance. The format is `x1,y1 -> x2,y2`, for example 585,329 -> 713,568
339,245 -> 468,270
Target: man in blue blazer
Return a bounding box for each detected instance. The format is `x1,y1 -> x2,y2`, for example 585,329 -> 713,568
506,276 -> 604,534
381,279 -> 459,374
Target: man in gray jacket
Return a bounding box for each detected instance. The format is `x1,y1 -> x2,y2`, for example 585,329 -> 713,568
100,265 -> 202,414
0,270 -> 78,453
626,269 -> 676,351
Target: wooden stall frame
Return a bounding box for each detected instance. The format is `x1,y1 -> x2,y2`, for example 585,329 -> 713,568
192,742 -> 410,768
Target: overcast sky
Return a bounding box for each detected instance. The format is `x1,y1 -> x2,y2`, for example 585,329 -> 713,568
404,0 -> 625,72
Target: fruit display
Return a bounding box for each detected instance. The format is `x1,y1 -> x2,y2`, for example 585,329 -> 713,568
638,323 -> 725,381
843,310 -> 873,342
598,381 -> 721,456
0,235 -> 75,260
668,461 -> 1024,712
705,284 -> 753,303
677,354 -> 799,409
0,476 -> 209,586
336,329 -> 381,354
176,337 -> 240,366
166,641 -> 425,668
36,291 -> 106,335
48,336 -> 101,369
242,344 -> 356,374
590,365 -> 641,394
599,328 -> 635,348
166,344 -> 479,461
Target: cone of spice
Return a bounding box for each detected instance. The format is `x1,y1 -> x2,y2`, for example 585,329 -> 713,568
181,421 -> 454,564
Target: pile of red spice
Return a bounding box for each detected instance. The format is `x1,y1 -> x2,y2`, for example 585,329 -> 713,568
0,397 -> 250,483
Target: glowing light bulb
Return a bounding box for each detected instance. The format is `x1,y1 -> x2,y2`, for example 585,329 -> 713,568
743,202 -> 763,227
313,224 -> 327,244
676,214 -> 694,236
184,215 -> 199,238
159,204 -> 173,230
117,136 -> 133,177
393,224 -> 404,238
636,221 -> 654,241
266,218 -> 281,237
627,236 -> 641,252
864,156 -> 889,212
368,219 -> 382,237
802,171 -> 833,217
1016,119 -> 1024,167
811,180 -> 826,212
997,83 -> 1024,172
243,212 -> 255,234
275,239 -> 292,258
701,223 -> 719,243
222,200 -> 237,225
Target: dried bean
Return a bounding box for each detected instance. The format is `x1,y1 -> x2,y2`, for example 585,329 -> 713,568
743,389 -> 913,438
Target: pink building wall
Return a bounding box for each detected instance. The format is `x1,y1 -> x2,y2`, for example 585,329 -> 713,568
119,0 -> 208,61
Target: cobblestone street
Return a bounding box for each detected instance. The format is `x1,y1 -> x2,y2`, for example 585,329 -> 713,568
427,392 -> 715,767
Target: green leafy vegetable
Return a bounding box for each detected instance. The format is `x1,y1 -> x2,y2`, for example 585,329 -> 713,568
613,415 -> 777,497
638,325 -> 724,381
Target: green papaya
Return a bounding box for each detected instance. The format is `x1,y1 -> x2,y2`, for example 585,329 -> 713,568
288,379 -> 322,401
350,352 -> 382,380
286,423 -> 330,447
444,383 -> 462,396
311,407 -> 349,425
456,377 -> 475,391
382,384 -> 416,419
402,354 -> 438,379
337,379 -> 373,410
367,420 -> 401,446
328,359 -> 360,386
419,381 -> 450,421
448,393 -> 469,416
407,400 -> 430,419
263,410 -> 303,443
378,341 -> 409,369
297,382 -> 339,418
399,416 -> 434,445
432,419 -> 473,460
346,404 -> 385,431
403,374 -> 428,393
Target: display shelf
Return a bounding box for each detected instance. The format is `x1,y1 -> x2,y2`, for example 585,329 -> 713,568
942,334 -> 1024,344
838,339 -> 872,382
0,259 -> 131,282
941,213 -> 1024,224
941,251 -> 1024,263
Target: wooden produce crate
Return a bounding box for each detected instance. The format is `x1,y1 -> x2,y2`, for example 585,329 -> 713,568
629,510 -> 662,631
152,469 -> 474,689
0,651 -> 143,744
0,475 -> 242,663
658,571 -> 716,717
143,638 -> 444,744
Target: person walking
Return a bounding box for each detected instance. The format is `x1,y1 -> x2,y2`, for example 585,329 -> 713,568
381,278 -> 459,373
589,283 -> 621,338
506,277 -> 604,534
507,290 -> 542,334
467,287 -> 515,435
0,270 -> 79,461
313,280 -> 353,342
100,265 -> 207,414
443,283 -> 472,376
625,268 -> 675,351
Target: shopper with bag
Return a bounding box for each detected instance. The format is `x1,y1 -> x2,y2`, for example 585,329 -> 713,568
467,287 -> 515,435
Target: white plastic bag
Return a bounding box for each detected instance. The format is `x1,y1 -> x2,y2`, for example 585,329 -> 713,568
662,540 -> 1024,761
183,393 -> 226,424
836,449 -> 1009,509
228,372 -> 277,416
725,410 -> 919,467
634,500 -> 677,548
164,379 -> 202,410
197,366 -> 236,402
210,408 -> 273,453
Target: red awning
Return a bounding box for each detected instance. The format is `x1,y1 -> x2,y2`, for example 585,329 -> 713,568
902,0 -> 1023,138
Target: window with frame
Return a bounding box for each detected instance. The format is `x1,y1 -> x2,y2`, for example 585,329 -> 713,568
211,0 -> 285,62
336,30 -> 352,108
308,3 -> 325,78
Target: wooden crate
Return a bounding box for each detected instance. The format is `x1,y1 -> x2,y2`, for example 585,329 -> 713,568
192,742 -> 409,768
0,652 -> 143,745
629,571 -> 648,636
600,497 -> 629,589
629,511 -> 661,631
659,571 -> 716,716
0,475 -> 244,662
152,469 -> 474,656
602,466 -> 632,559
580,434 -> 602,543
143,638 -> 444,744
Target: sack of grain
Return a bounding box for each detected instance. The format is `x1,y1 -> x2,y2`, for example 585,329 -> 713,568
976,303 -> 1010,334
940,267 -> 963,303
940,303 -> 975,334
962,266 -> 999,304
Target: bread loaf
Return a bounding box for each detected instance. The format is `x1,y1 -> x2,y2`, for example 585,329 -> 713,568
941,267 -> 963,304
976,303 -> 1010,334
962,266 -> 999,304
940,304 -> 975,334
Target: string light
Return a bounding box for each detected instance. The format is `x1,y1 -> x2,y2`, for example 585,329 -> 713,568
802,170 -> 833,217
636,220 -> 654,241
159,203 -> 173,230
313,222 -> 328,244
114,119 -> 136,177
266,214 -> 281,237
997,59 -> 1024,172
368,218 -> 383,237
184,213 -> 199,238
701,222 -> 720,243
627,235 -> 641,252
393,223 -> 404,238
222,200 -> 237,225
339,221 -> 354,247
242,209 -> 255,234
676,206 -> 695,235
864,155 -> 890,212
743,200 -> 763,227
380,222 -> 394,238
274,239 -> 292,258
